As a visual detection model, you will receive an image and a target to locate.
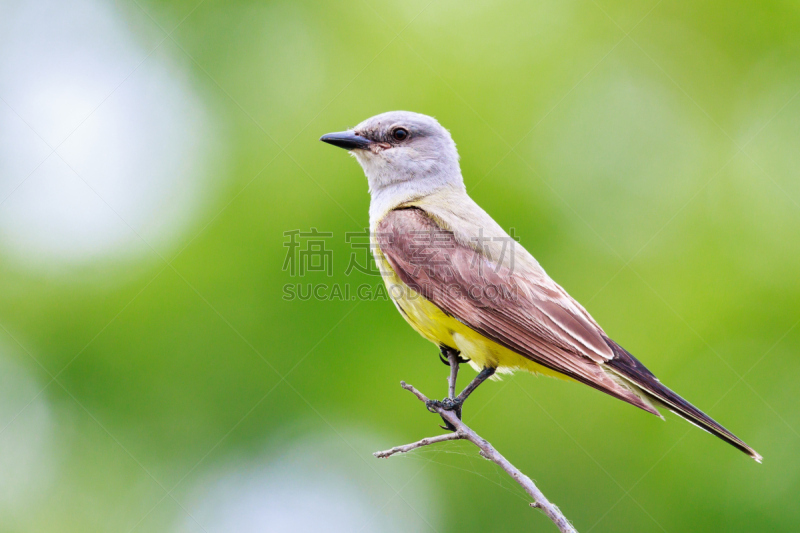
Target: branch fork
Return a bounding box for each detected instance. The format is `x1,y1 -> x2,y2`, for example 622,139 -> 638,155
373,352 -> 578,533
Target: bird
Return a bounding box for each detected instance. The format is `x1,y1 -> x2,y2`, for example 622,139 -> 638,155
320,110 -> 761,462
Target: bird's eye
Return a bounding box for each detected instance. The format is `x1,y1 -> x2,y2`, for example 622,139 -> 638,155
392,128 -> 409,141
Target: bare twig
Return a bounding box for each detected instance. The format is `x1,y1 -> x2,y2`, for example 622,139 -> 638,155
373,432 -> 462,458
374,380 -> 578,533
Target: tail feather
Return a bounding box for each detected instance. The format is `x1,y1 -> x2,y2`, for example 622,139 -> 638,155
604,338 -> 762,463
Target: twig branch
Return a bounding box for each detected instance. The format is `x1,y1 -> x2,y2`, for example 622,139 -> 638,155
374,380 -> 578,533
373,432 -> 462,458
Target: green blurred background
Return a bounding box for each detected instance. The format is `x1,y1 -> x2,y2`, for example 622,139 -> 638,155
1,0 -> 799,531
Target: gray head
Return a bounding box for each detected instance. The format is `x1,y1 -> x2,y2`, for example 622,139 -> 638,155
320,111 -> 463,197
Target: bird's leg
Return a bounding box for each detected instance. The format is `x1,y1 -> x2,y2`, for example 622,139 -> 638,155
441,348 -> 463,426
428,349 -> 497,429
455,366 -> 496,405
426,366 -> 496,426
447,350 -> 459,401
428,346 -> 464,430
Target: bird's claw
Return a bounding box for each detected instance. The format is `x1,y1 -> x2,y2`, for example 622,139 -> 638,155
425,399 -> 442,413
426,399 -> 462,431
426,397 -> 462,413
441,397 -> 461,411
439,419 -> 458,432
438,349 -> 469,366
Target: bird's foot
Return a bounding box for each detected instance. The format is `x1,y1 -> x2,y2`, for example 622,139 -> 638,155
426,397 -> 462,413
425,397 -> 463,432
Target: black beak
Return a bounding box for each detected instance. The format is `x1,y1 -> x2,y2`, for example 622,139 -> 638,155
319,131 -> 372,150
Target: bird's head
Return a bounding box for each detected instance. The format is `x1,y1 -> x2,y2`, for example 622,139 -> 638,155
320,111 -> 463,195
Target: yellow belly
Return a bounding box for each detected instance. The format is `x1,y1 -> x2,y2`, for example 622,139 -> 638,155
376,250 -> 570,380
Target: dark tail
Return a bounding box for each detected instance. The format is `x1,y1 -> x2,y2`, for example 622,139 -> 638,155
604,338 -> 762,463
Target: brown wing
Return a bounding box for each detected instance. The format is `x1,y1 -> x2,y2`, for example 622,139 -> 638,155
376,207 -> 660,415
378,206 -> 763,461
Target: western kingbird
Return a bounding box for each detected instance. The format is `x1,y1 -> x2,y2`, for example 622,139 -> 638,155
321,111 -> 761,462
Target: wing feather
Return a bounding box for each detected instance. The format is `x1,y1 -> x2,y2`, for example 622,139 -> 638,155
376,207 -> 658,414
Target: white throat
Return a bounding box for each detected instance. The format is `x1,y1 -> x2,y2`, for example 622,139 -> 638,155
367,179 -> 465,227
